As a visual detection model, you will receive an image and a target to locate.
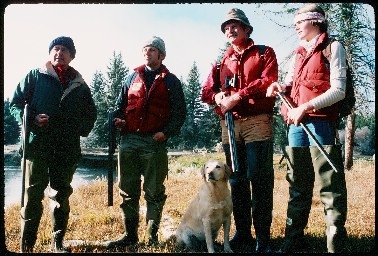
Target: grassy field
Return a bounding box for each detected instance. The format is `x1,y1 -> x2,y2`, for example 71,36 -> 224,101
3,153 -> 375,253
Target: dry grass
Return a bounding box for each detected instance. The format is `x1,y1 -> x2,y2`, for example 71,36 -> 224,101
4,153 -> 375,253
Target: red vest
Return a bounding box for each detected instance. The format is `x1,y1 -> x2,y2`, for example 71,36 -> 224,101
124,65 -> 171,134
282,33 -> 338,122
216,40 -> 277,118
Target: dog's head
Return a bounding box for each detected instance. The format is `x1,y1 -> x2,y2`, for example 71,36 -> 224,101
201,160 -> 232,182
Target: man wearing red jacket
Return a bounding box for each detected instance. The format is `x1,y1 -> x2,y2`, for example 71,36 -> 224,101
201,8 -> 278,253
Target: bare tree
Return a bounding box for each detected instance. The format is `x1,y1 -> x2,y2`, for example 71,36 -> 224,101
324,3 -> 375,169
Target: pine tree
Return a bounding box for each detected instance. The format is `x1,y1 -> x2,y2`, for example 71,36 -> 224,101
85,71 -> 106,147
199,104 -> 222,149
105,51 -> 129,109
86,52 -> 129,148
178,62 -> 207,150
4,98 -> 21,145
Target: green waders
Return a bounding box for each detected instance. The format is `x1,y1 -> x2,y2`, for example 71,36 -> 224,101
280,146 -> 314,252
281,145 -> 347,253
49,199 -> 71,253
20,159 -> 74,253
20,159 -> 48,253
310,145 -> 347,253
20,213 -> 43,252
106,134 -> 168,248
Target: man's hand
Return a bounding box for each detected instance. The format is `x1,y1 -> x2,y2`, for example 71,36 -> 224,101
153,132 -> 166,142
287,102 -> 313,126
219,93 -> 241,114
266,82 -> 287,97
214,92 -> 226,105
114,118 -> 126,129
34,114 -> 49,127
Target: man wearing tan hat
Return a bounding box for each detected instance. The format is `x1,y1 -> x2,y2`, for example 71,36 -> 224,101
201,8 -> 278,253
105,36 -> 187,249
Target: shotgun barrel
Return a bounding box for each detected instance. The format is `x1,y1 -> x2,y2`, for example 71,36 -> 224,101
107,111 -> 117,206
21,103 -> 30,208
225,111 -> 239,172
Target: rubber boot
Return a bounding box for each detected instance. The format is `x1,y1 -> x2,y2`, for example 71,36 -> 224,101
145,195 -> 166,246
20,215 -> 41,253
142,147 -> 168,247
51,208 -> 70,253
20,182 -> 44,253
147,220 -> 159,246
310,145 -> 348,253
106,217 -> 139,248
51,230 -> 70,253
223,143 -> 254,251
279,146 -> 314,253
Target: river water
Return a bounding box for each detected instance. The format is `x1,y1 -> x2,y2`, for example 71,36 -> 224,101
3,165 -> 116,208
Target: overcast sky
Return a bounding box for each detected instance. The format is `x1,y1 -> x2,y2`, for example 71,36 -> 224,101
3,3 -> 374,100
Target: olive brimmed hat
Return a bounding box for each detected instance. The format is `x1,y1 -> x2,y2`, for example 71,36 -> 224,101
221,8 -> 253,33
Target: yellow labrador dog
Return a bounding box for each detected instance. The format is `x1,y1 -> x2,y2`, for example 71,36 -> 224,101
175,160 -> 233,253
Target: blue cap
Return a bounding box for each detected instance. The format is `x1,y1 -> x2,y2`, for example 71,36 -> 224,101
49,36 -> 76,59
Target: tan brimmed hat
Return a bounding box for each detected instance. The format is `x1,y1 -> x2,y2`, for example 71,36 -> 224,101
221,8 -> 253,33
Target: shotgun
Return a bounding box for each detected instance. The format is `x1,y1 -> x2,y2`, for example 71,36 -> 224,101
277,92 -> 339,173
107,111 -> 117,206
224,74 -> 239,172
21,103 -> 30,208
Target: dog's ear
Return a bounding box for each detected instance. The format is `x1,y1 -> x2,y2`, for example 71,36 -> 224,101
224,164 -> 232,179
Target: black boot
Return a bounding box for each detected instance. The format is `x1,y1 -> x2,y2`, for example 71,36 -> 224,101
255,237 -> 272,253
225,143 -> 254,251
51,230 -> 70,253
229,231 -> 254,251
278,237 -> 310,253
20,215 -> 41,253
105,218 -> 139,248
147,220 -> 159,246
51,205 -> 70,253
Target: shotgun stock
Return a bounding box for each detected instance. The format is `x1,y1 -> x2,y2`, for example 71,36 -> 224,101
21,103 -> 30,208
107,111 -> 117,206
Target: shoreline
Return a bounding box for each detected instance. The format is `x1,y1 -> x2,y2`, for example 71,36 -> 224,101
3,144 -> 193,167
4,144 -> 373,167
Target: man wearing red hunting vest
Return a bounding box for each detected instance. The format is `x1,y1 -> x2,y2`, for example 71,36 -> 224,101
105,36 -> 187,249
